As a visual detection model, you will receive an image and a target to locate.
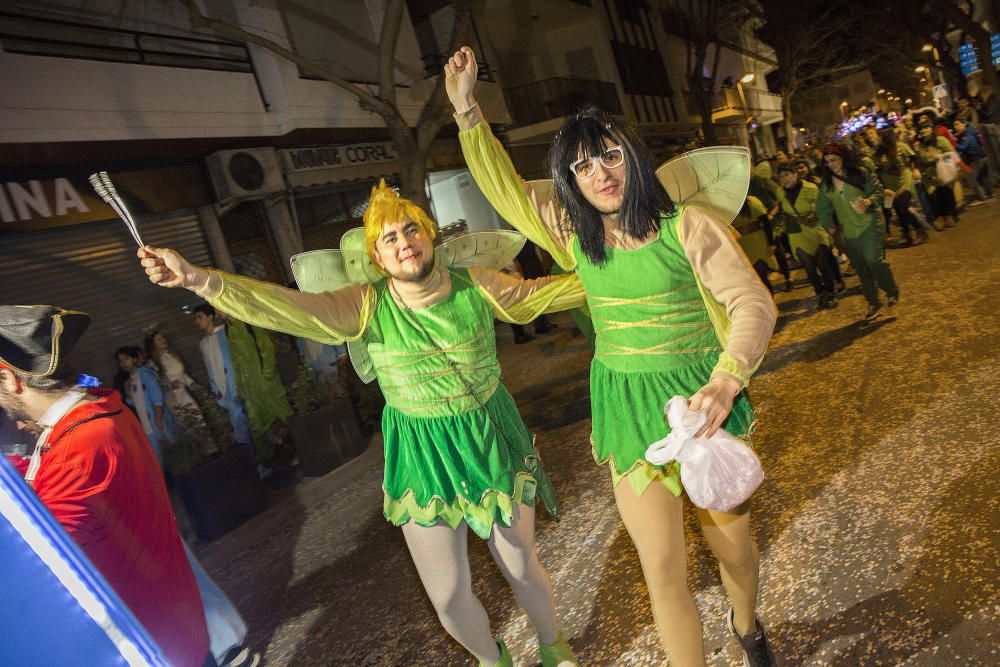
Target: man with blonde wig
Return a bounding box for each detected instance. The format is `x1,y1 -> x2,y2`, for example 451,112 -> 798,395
136,181 -> 581,667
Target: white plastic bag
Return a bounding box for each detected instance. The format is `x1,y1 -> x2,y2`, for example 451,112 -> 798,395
644,396 -> 764,511
936,152 -> 959,185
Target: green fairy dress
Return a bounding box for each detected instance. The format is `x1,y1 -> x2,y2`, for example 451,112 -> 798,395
572,209 -> 756,497
371,268 -> 556,538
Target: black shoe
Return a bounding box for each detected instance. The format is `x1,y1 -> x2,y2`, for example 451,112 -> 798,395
864,306 -> 882,321
887,295 -> 899,307
823,292 -> 838,309
727,607 -> 778,667
834,280 -> 847,294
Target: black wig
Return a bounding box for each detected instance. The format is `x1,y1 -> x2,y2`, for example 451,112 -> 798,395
547,107 -> 674,265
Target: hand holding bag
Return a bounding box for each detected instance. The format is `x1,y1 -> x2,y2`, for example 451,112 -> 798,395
645,396 -> 764,511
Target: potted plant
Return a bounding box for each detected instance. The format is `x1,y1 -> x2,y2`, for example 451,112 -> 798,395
287,364 -> 365,476
166,383 -> 267,541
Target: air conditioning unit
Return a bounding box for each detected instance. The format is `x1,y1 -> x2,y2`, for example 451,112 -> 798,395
205,148 -> 285,204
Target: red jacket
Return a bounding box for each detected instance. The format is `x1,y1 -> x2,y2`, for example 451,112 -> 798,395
10,389 -> 209,666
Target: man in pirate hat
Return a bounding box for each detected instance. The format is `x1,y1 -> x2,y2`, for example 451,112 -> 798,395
0,305 -> 211,667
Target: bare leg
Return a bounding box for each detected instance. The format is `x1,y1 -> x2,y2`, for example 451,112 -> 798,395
402,521 -> 500,664
696,503 -> 761,636
613,480 -> 706,667
488,504 -> 559,644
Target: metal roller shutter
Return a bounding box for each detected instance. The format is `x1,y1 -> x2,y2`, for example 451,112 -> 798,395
1,211 -> 213,388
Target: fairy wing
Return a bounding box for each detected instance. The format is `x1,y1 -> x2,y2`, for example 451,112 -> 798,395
655,146 -> 752,225
289,231 -> 383,385
436,229 -> 526,271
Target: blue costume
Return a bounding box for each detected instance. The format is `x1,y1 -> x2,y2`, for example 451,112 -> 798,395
124,365 -> 179,462
199,325 -> 252,446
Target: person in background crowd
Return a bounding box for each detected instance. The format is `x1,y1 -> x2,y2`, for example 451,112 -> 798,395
146,330 -> 202,415
193,304 -> 253,449
914,121 -> 958,230
775,162 -> 841,310
817,144 -> 899,321
116,345 -> 178,463
978,85 -> 1000,125
953,117 -> 994,205
222,310 -> 292,471
749,160 -> 794,292
955,97 -> 979,126
796,159 -> 821,185
874,128 -> 930,245
732,196 -> 776,293
0,305 -> 210,667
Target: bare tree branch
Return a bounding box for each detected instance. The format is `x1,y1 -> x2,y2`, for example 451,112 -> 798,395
377,0 -> 405,107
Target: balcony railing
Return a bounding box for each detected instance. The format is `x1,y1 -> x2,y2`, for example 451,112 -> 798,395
504,77 -> 622,127
712,87 -> 783,115
0,10 -> 268,108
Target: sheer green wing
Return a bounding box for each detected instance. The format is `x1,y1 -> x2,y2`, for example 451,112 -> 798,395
436,229 -> 526,271
656,146 -> 751,225
289,249 -> 354,293
289,235 -> 381,385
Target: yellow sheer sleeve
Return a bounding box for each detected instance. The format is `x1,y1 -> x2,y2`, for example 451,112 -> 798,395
198,270 -> 376,343
468,267 -> 587,324
457,110 -> 577,270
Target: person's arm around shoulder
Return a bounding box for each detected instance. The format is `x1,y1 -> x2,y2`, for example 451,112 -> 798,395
468,266 -> 586,324
678,206 -> 777,437
138,246 -> 371,343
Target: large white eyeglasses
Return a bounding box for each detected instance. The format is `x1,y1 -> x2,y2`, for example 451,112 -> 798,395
569,145 -> 625,179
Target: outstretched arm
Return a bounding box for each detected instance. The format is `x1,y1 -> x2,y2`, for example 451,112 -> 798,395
446,47 -> 577,269
468,266 -> 586,324
138,246 -> 372,343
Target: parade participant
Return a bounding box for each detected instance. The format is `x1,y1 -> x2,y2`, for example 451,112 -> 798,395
223,313 -> 292,469
0,305 -> 210,667
873,128 -> 929,245
732,196 -> 776,293
817,144 -> 899,320
193,304 -> 253,448
448,47 -> 778,667
914,122 -> 958,230
775,162 -> 841,310
115,344 -> 178,462
953,118 -> 994,204
137,181 -> 583,667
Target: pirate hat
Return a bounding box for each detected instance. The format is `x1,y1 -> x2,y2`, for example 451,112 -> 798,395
0,305 -> 90,376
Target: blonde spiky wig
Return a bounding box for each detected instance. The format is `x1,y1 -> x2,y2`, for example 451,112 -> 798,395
363,179 -> 438,272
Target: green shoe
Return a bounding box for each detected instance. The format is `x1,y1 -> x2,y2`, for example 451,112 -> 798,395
478,640 -> 512,667
539,635 -> 579,666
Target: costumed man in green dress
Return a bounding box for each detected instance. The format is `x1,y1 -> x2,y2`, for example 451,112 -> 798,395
222,312 -> 292,469
774,162 -> 842,311
731,196 -> 777,293
137,181 -> 581,667
447,48 -> 778,667
816,143 -> 899,321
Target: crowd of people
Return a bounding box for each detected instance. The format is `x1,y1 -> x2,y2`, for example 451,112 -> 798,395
732,99 -> 994,320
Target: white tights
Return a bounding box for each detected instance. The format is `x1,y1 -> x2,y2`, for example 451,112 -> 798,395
402,504 -> 559,664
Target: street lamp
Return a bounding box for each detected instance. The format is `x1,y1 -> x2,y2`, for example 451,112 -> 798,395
922,43 -> 934,52
914,65 -> 927,73
839,100 -> 848,118
735,72 -> 756,152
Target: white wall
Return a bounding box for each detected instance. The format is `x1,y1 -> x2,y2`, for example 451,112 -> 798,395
428,169 -> 503,232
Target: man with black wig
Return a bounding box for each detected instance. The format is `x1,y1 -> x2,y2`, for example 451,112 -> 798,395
447,48 -> 778,667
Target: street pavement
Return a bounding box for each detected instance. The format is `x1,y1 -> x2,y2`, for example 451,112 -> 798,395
198,206 -> 999,666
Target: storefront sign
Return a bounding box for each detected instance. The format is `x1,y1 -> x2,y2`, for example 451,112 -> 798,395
282,142 -> 398,173
0,165 -> 210,233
